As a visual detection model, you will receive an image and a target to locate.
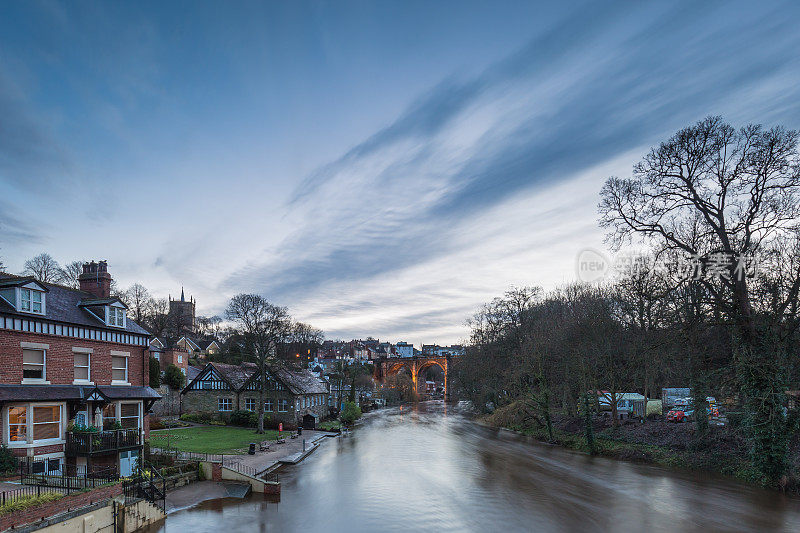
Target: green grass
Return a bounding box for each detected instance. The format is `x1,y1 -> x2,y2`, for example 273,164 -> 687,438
0,492 -> 63,516
317,420 -> 342,431
148,426 -> 281,454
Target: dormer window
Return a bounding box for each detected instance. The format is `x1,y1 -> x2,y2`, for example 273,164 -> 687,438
107,307 -> 126,327
19,288 -> 44,314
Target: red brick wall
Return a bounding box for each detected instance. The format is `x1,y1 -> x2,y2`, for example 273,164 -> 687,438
10,444 -> 64,458
0,330 -> 147,386
160,348 -> 188,373
0,483 -> 123,531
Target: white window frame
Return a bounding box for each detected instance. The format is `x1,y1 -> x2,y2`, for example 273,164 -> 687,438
105,306 -> 127,328
21,342 -> 49,384
72,347 -> 93,384
111,351 -> 130,385
278,399 -> 288,412
17,287 -> 45,315
244,398 -> 256,411
218,397 -> 232,412
177,354 -> 183,363
4,403 -> 65,448
264,399 -> 273,412
119,402 -> 141,430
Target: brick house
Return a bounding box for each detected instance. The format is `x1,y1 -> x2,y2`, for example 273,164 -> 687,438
0,261 -> 160,476
180,362 -> 329,428
148,337 -> 189,377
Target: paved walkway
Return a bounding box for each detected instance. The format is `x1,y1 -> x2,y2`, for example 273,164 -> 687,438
228,430 -> 332,474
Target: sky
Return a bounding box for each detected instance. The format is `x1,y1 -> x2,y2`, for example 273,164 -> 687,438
1,1 -> 800,345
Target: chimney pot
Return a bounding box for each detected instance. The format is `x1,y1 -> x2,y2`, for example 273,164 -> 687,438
78,260 -> 113,298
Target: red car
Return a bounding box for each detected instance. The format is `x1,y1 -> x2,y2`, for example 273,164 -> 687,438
667,409 -> 690,423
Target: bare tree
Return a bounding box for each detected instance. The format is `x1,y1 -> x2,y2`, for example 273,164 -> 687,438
226,294 -> 292,433
22,253 -> 61,282
599,116 -> 800,484
124,283 -> 151,323
56,260 -> 85,288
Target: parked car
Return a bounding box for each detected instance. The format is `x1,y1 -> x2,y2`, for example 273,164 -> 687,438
667,409 -> 691,422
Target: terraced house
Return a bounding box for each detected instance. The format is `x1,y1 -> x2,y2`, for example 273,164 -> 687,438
181,361 -> 329,428
0,261 -> 160,476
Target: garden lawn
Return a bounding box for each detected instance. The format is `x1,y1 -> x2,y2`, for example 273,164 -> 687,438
148,426 -> 281,454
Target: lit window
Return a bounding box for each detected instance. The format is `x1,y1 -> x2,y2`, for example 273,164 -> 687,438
22,349 -> 45,381
244,398 -> 256,411
32,406 -> 60,440
112,356 -> 128,383
264,399 -> 273,412
107,307 -> 126,327
9,407 -> 26,441
218,398 -> 232,412
74,353 -> 90,382
20,289 -> 43,314
120,403 -> 139,429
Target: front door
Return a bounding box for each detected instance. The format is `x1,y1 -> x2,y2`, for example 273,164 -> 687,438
119,450 -> 139,477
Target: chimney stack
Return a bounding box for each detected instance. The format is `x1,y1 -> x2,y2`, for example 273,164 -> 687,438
78,260 -> 112,298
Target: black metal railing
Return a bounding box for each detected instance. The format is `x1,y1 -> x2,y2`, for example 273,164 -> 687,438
122,461 -> 166,511
18,459 -> 119,491
0,483 -> 65,508
66,428 -> 140,455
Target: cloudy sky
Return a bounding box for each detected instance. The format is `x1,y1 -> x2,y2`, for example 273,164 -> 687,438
1,1 -> 799,345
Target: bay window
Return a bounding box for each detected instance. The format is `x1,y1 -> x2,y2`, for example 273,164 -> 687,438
120,403 -> 140,429
8,407 -> 26,442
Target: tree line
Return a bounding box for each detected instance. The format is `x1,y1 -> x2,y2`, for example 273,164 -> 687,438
453,117 -> 800,487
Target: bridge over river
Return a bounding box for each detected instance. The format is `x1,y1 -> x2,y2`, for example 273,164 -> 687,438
147,402 -> 800,533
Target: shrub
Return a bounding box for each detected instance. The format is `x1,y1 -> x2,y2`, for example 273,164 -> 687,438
0,492 -> 63,516
164,364 -> 185,390
149,357 -> 161,387
341,401 -> 362,425
0,446 -> 17,476
179,412 -> 225,425
229,410 -> 258,428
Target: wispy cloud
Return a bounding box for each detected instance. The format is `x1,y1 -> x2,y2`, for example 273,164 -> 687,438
223,1 -> 800,342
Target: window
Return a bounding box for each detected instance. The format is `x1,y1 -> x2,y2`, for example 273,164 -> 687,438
218,398 -> 232,412
32,406 -> 60,440
20,289 -> 43,314
107,307 -> 125,327
278,399 -> 288,412
112,355 -> 128,383
177,355 -> 183,363
74,353 -> 90,382
120,403 -> 139,429
264,399 -> 273,412
153,353 -> 160,361
23,349 -> 45,381
181,368 -> 186,376
103,404 -> 117,430
8,407 -> 26,442
244,398 -> 256,411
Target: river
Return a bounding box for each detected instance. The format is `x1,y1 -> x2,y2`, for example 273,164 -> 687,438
149,401 -> 800,532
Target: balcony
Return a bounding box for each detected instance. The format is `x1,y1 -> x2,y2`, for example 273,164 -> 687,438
65,428 -> 141,456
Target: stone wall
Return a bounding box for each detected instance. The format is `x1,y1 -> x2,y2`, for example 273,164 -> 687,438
180,390 -> 236,416
152,385 -> 181,417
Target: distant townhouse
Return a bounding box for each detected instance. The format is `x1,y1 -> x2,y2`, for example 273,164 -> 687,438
181,362 -> 329,429
148,337 -> 189,376
394,341 -> 414,358
0,261 -> 160,476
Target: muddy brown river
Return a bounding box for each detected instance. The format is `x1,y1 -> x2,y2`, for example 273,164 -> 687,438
148,401 -> 800,532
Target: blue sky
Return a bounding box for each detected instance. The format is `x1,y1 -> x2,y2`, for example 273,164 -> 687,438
1,1 -> 799,344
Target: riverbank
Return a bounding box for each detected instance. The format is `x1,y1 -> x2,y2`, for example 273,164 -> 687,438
482,402 -> 800,491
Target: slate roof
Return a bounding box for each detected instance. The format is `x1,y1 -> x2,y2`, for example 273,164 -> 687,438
187,365 -> 202,381
211,362 -> 258,389
0,385 -> 160,402
0,273 -> 150,336
272,367 -> 329,395
185,361 -> 328,395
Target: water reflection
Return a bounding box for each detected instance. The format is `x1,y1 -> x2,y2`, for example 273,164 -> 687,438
149,401 -> 800,532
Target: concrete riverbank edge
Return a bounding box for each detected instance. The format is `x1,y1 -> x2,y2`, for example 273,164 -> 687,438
165,433 -> 337,513
478,419 -> 789,491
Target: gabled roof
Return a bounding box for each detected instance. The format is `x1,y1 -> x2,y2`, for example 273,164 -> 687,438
182,361 -> 328,396
0,277 -> 49,292
0,273 -> 149,335
79,297 -> 128,308
272,367 -> 329,395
